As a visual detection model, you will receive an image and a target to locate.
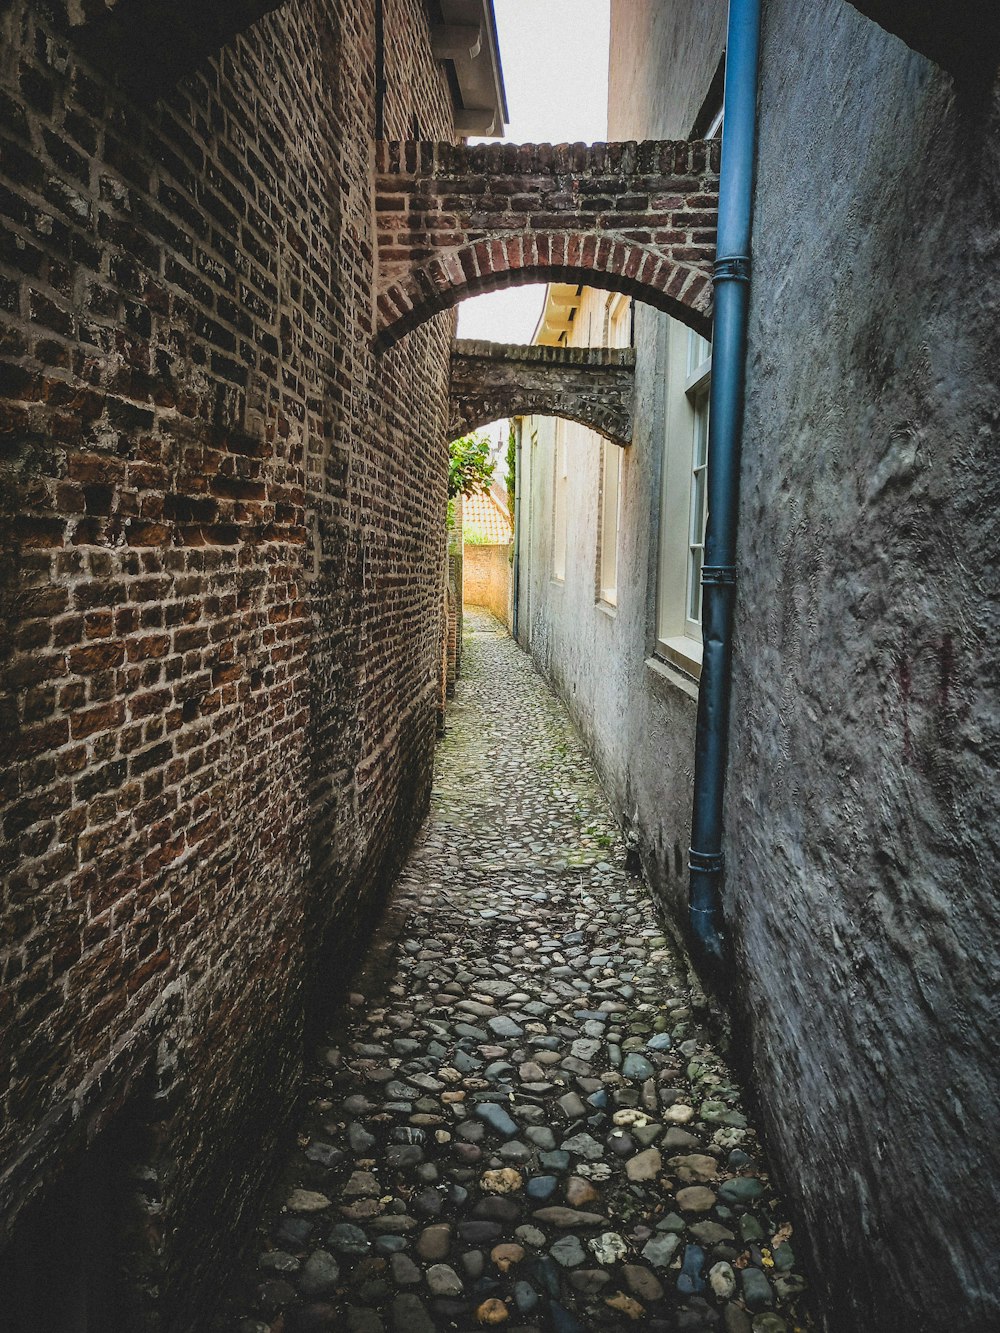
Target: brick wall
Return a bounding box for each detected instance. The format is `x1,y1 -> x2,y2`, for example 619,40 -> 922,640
450,339 -> 636,447
463,541 -> 511,625
374,137 -> 720,348
0,0 -> 455,1324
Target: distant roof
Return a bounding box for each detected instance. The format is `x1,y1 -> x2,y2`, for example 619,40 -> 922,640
433,0 -> 508,137
533,283 -> 584,346
463,485 -> 513,544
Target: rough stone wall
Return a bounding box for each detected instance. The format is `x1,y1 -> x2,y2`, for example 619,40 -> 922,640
728,2 -> 1000,1326
0,0 -> 454,1324
463,541 -> 510,625
608,0 -> 727,142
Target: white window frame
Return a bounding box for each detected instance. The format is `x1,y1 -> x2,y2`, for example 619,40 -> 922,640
684,334 -> 711,638
606,291 -> 632,350
598,441 -> 622,607
597,293 -> 630,610
655,323 -> 712,676
552,419 -> 568,582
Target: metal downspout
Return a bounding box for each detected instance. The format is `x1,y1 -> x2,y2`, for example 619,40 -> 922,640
688,0 -> 762,969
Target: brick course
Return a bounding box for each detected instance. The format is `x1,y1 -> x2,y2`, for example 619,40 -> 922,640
0,0 -> 454,1323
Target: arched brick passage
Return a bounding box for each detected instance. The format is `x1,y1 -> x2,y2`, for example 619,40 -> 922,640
844,0 -> 999,84
449,341 -> 635,447
375,140 -> 720,351
58,0 -> 284,93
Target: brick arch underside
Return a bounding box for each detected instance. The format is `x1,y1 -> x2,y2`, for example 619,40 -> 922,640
375,240 -> 713,353
449,402 -> 630,449
59,0 -> 286,93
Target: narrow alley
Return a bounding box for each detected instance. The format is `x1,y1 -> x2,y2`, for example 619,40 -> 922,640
222,612 -> 812,1333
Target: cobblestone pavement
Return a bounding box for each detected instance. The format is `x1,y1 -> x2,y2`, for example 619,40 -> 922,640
221,610 -> 815,1333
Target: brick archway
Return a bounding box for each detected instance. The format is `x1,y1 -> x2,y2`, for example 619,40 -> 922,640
56,0 -> 285,93
449,341 -> 635,447
375,140 -> 720,352
452,399 -> 630,445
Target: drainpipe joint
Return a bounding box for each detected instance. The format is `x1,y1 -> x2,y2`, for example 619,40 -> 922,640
688,848 -> 726,965
713,255 -> 751,284
701,564 -> 737,586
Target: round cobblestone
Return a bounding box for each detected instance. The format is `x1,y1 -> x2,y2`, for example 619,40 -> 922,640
216,612 -> 814,1332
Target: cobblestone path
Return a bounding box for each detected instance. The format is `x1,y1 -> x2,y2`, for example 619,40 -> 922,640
222,610 -> 814,1333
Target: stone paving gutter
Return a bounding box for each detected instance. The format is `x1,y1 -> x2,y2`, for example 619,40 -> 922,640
218,610 -> 816,1333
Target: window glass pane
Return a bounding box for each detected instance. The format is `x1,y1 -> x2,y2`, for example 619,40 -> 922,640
693,392 -> 710,467
687,328 -> 711,377
690,466 -> 706,546
688,545 -> 703,622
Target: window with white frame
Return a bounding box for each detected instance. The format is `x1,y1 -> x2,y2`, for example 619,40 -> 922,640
685,331 -> 711,634
656,323 -> 711,673
607,292 -> 631,349
599,441 -> 621,605
598,294 -> 631,608
552,419 -> 568,582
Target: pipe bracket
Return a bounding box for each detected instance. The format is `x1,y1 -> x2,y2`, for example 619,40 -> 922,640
701,564 -> 737,586
713,255 -> 751,284
689,847 -> 725,874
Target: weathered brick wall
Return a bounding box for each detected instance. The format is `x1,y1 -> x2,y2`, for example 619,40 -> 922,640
450,339 -> 636,447
374,138 -> 720,348
47,0 -> 285,95
0,0 -> 454,1323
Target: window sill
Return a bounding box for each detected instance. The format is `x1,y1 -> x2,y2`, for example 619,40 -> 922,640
658,634 -> 702,675
645,652 -> 699,702
652,634 -> 702,686
596,598 -> 617,618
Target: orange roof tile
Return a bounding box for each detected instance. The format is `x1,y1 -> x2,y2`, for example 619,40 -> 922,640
463,487 -> 513,545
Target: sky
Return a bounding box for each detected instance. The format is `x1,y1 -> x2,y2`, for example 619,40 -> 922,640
456,0 -> 611,349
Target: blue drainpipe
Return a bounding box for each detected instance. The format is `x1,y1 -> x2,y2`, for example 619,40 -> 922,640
688,0 -> 762,969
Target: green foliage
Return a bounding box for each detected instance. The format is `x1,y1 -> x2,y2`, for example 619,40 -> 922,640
505,423 -> 516,526
448,432 -> 495,499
